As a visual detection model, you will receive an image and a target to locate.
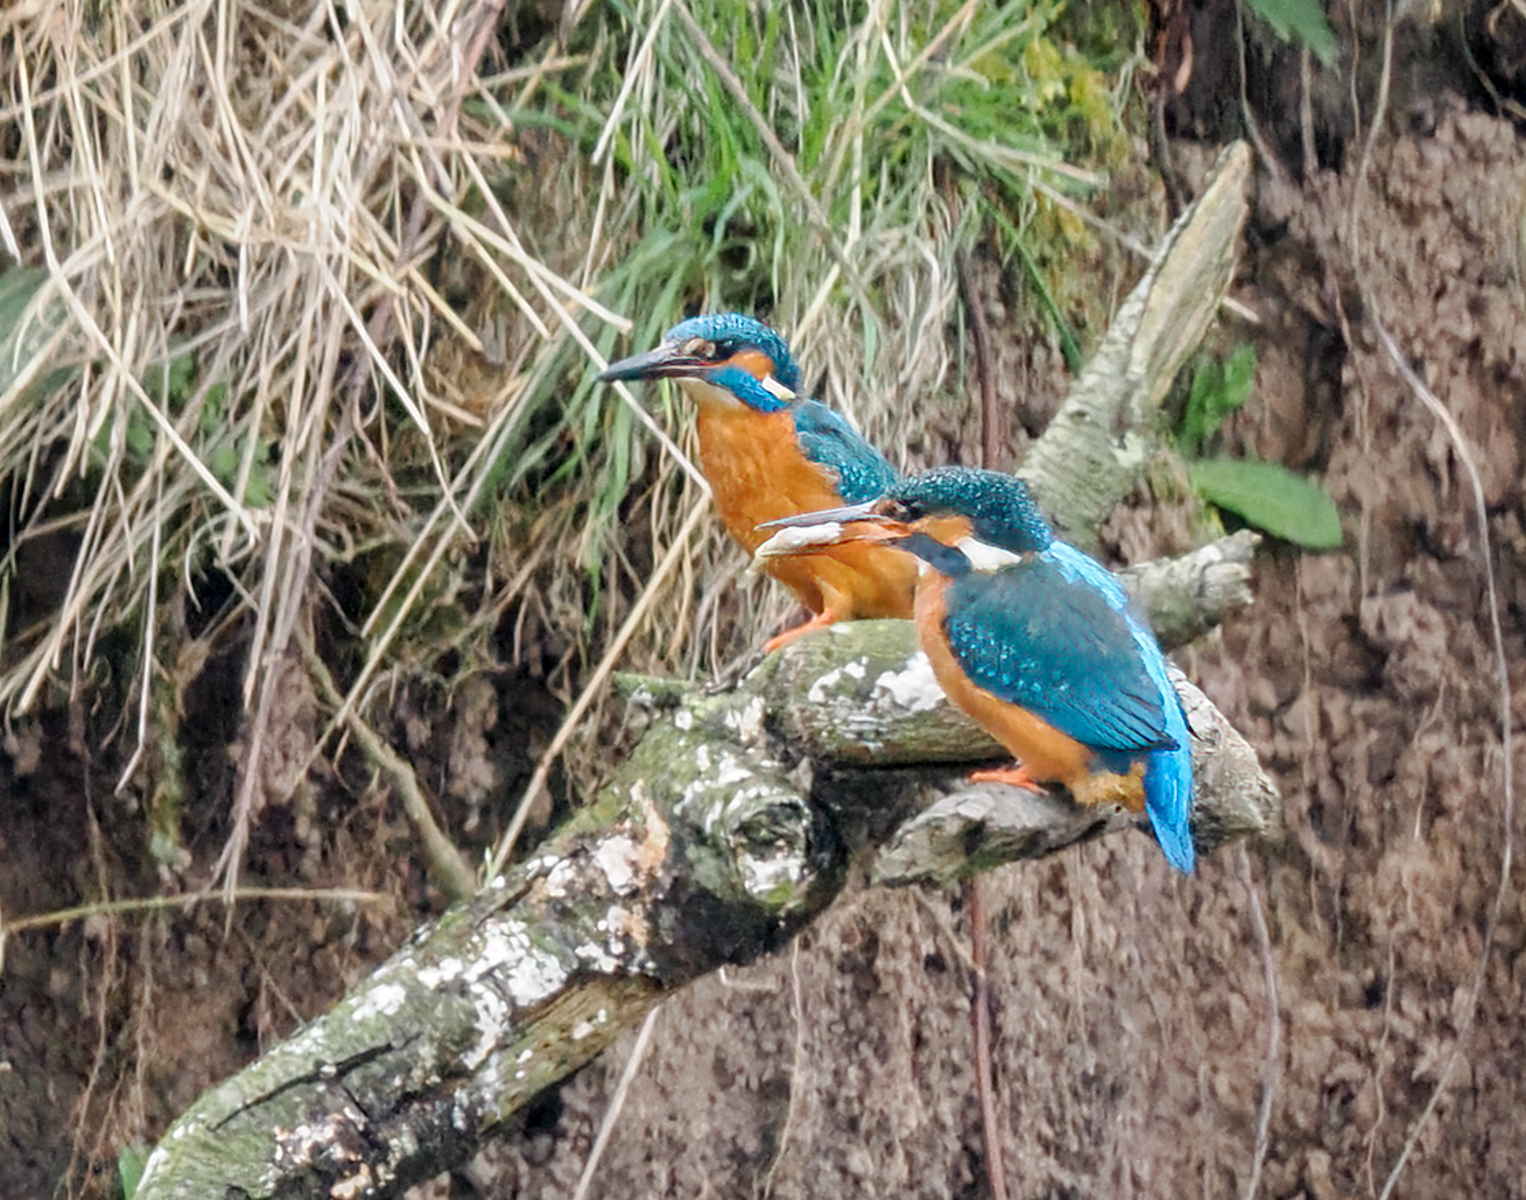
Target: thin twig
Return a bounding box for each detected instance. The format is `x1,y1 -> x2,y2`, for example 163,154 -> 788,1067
306,642 -> 476,901
571,1005 -> 662,1200
964,878 -> 1009,1200
1238,846 -> 1281,1200
2,887 -> 387,936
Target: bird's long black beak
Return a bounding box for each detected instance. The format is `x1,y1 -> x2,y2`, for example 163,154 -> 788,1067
597,342 -> 705,384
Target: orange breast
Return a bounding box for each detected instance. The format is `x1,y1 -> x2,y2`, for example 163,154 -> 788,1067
915,576 -> 1094,790
693,401 -> 915,621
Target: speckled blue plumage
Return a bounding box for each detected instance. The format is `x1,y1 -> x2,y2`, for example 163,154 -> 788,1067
893,468 -> 1197,873
943,563 -> 1174,756
884,467 -> 1053,553
792,401 -> 899,504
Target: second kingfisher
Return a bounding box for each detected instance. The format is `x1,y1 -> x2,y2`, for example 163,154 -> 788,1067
758,467 -> 1196,872
598,314 -> 917,651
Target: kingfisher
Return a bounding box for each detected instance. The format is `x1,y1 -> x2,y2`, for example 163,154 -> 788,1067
757,466 -> 1196,872
598,313 -> 917,651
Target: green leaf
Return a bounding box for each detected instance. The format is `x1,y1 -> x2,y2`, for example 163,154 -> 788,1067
1243,0 -> 1337,67
208,444 -> 241,483
1221,343 -> 1257,407
0,268 -> 65,398
1180,343 -> 1258,456
1189,456 -> 1343,548
118,1143 -> 150,1199
126,413 -> 156,459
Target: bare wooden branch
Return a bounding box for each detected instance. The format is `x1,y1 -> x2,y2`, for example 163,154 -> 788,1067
1019,142 -> 1252,547
1118,529 -> 1260,649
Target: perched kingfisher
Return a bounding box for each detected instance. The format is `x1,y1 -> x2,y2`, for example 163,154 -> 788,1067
598,313 -> 917,651
757,466 -> 1196,872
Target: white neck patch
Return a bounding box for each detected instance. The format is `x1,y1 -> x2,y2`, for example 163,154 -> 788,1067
759,374 -> 796,403
955,536 -> 1024,571
678,377 -> 745,410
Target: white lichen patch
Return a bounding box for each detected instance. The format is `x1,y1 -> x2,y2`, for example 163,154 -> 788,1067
807,666 -> 845,704
593,834 -> 640,894
740,848 -> 802,899
479,923 -> 568,1008
350,981 -> 408,1024
678,749 -> 761,829
416,956 -> 465,989
872,651 -> 944,713
807,656 -> 869,703
274,1021 -> 328,1063
714,757 -> 755,788
461,979 -> 512,1069
725,694 -> 767,743
541,857 -> 581,899
574,940 -> 621,973
674,707 -> 695,731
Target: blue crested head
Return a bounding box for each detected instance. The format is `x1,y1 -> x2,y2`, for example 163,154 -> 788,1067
597,312 -> 802,414
663,313 -> 801,393
884,467 -> 1054,555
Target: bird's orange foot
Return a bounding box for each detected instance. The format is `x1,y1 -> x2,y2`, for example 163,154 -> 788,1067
763,611 -> 837,654
968,764 -> 1046,794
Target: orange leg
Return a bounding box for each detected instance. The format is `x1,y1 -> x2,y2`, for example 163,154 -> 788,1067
763,609 -> 837,653
970,763 -> 1147,812
968,764 -> 1046,793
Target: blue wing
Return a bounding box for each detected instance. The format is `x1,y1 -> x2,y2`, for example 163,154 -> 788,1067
1047,543 -> 1196,872
942,560 -> 1176,756
791,401 -> 900,504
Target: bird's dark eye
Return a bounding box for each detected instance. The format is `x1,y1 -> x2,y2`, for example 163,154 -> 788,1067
681,337 -> 717,359
880,499 -> 917,521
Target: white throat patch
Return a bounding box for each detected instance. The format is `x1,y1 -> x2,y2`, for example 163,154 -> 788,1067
678,377 -> 745,410
955,536 -> 1024,571
759,374 -> 796,403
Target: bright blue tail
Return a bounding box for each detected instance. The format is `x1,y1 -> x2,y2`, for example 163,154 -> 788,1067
1142,689 -> 1196,873
1048,545 -> 1196,872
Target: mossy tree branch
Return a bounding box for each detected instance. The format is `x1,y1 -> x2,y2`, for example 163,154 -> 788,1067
135,619 -> 1277,1200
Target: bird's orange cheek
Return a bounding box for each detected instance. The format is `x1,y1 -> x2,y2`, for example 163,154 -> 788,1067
728,349 -> 775,380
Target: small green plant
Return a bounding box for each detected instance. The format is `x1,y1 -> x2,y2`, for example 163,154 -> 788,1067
1243,0 -> 1337,67
1179,345 -> 1342,549
118,1143 -> 150,1199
